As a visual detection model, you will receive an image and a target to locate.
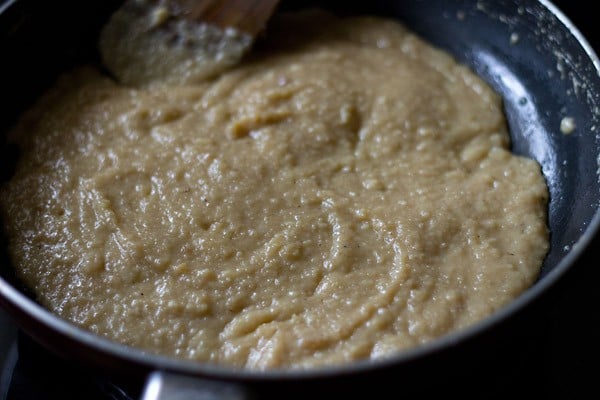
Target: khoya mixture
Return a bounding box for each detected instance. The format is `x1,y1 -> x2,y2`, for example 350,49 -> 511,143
0,9 -> 549,370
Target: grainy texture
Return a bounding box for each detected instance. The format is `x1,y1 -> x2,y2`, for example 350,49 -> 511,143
0,10 -> 549,370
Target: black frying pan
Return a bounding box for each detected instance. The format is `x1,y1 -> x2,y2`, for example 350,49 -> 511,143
1,0 -> 599,398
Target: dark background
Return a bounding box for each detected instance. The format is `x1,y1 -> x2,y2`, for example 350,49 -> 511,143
0,1 -> 599,399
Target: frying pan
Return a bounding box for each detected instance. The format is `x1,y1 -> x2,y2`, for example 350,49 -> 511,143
1,0 -> 599,398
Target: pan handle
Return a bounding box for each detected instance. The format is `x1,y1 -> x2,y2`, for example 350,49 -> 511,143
141,370 -> 251,400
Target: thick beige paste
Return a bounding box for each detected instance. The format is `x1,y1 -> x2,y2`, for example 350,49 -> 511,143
0,11 -> 549,370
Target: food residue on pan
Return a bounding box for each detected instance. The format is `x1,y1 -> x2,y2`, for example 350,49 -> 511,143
560,116 -> 576,134
0,9 -> 549,370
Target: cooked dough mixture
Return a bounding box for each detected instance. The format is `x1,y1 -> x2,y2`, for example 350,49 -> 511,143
0,10 -> 549,370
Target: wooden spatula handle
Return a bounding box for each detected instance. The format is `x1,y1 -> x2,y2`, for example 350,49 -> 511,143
179,0 -> 280,35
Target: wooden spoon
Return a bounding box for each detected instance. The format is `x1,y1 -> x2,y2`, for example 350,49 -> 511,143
99,0 -> 280,87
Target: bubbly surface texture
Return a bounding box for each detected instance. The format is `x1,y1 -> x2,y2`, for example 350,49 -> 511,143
0,11 -> 549,370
